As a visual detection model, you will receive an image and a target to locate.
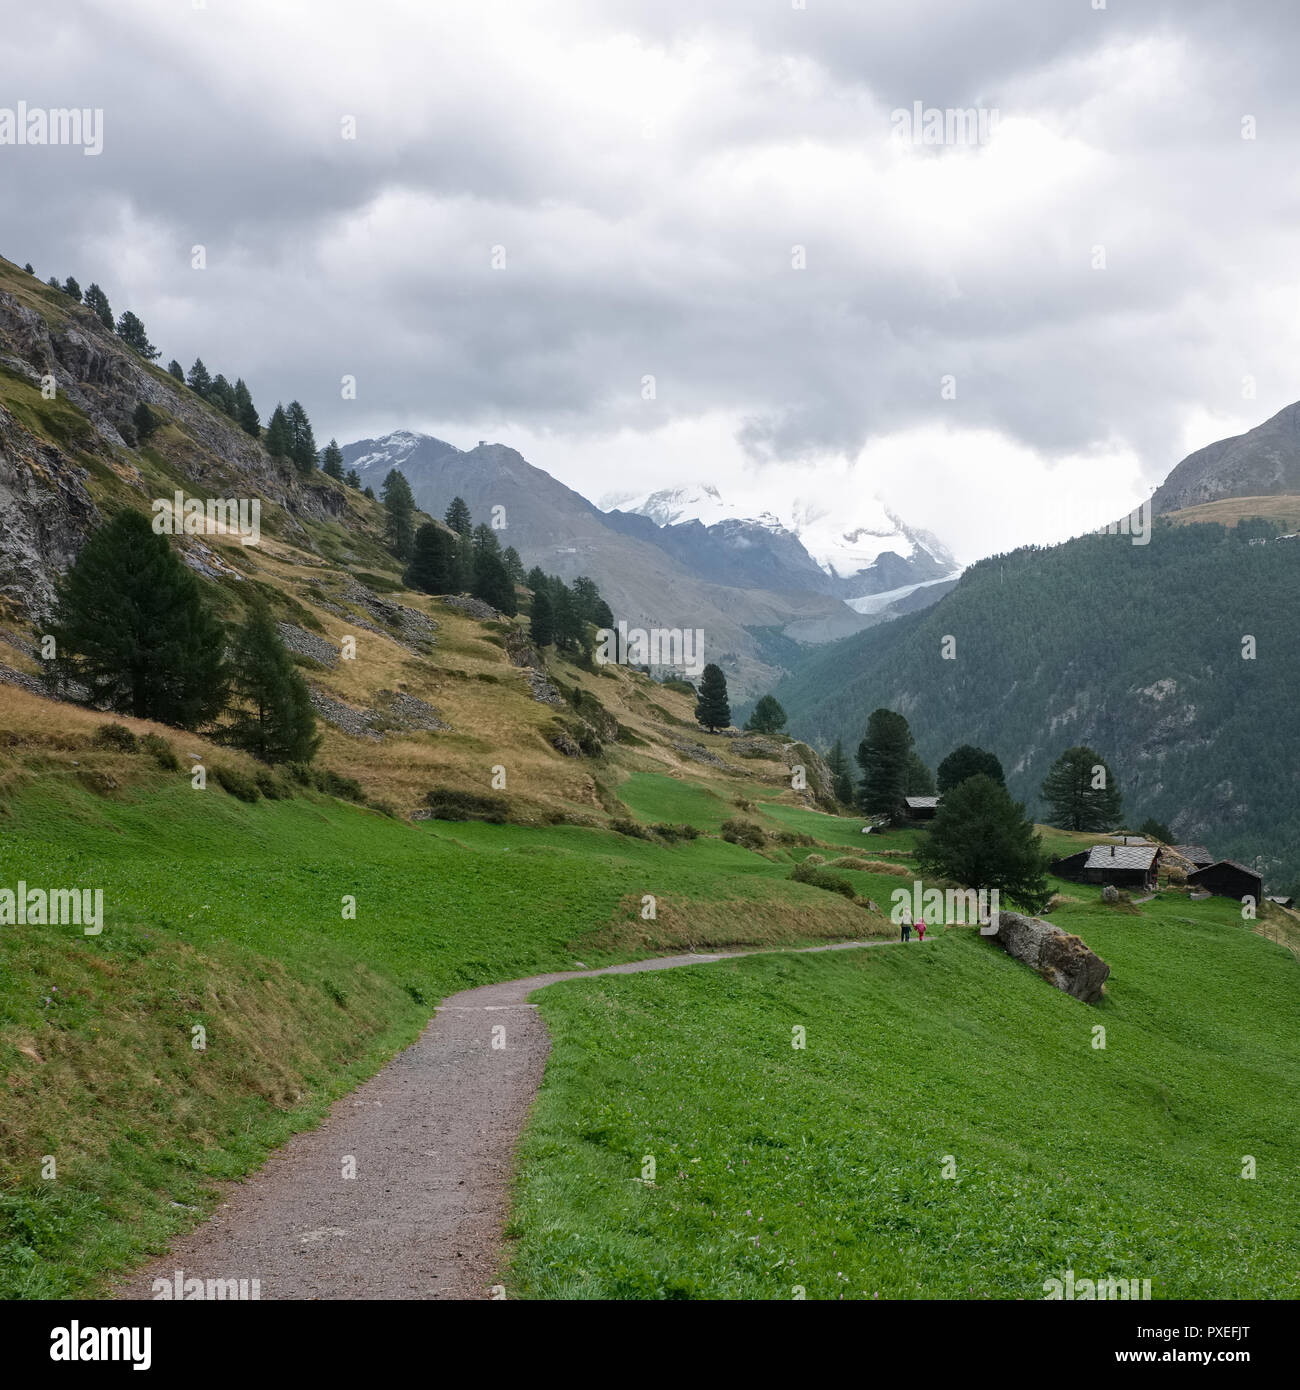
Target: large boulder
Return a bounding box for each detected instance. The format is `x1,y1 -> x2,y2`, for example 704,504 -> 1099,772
987,911 -> 1110,1005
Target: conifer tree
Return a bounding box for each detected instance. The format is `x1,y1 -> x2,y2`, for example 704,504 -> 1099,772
825,738 -> 855,805
382,468 -> 416,559
345,468 -> 361,489
444,497 -> 472,537
116,310 -> 160,360
404,523 -> 456,594
529,586 -> 555,647
1040,746 -> 1123,831
286,400 -> 316,473
51,510 -> 227,727
321,438 -> 345,480
502,546 -> 525,584
937,745 -> 1006,793
744,694 -> 787,734
917,774 -> 1051,913
63,276 -> 82,302
132,402 -> 157,441
264,403 -> 292,458
472,548 -> 517,615
187,358 -> 213,397
209,374 -> 237,417
167,359 -> 185,382
855,708 -> 915,818
233,378 -> 260,436
83,282 -> 113,328
224,601 -> 320,764
694,663 -> 731,732
905,750 -> 936,796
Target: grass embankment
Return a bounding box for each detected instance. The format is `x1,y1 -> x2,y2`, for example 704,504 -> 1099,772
0,760 -> 877,1296
507,890 -> 1300,1299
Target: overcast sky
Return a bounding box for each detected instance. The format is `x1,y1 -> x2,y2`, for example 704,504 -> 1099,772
5,0 -> 1300,562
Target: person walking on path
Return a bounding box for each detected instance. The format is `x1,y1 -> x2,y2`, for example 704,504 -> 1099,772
900,918 -> 911,942
916,921 -> 927,943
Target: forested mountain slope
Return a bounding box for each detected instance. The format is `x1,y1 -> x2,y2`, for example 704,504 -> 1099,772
774,520 -> 1300,889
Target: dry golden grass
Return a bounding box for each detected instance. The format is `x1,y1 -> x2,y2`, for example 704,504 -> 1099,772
584,888 -> 892,956
1164,494 -> 1300,530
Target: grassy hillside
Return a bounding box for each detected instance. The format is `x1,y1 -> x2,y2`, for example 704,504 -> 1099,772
0,688 -> 892,1297
508,888 -> 1300,1300
773,519 -> 1300,891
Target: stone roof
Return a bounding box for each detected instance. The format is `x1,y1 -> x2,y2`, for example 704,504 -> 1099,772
1085,844 -> 1159,871
905,796 -> 939,809
1171,844 -> 1212,864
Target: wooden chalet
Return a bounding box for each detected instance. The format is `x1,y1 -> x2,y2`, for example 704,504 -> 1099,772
1187,860 -> 1264,906
904,796 -> 940,821
1170,844 -> 1213,869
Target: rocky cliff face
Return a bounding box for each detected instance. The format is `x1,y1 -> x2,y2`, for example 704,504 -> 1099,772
1152,400 -> 1300,514
0,272 -> 350,620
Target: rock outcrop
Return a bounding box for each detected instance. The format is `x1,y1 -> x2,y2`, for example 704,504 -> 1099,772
986,911 -> 1110,1005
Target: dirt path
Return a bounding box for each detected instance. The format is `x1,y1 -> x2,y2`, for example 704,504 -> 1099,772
116,938 -> 896,1300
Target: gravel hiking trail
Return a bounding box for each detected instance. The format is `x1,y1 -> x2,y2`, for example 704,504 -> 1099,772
117,939 -> 900,1300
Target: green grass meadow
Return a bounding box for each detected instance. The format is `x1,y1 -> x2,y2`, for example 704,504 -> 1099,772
507,895 -> 1300,1300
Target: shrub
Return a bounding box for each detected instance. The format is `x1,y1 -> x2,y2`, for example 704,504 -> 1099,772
93,722 -> 137,752
662,678 -> 696,697
720,818 -> 766,851
140,732 -> 180,771
774,830 -> 816,846
649,822 -> 701,843
254,767 -> 292,800
212,763 -> 261,802
789,860 -> 856,899
424,787 -> 509,823
610,818 -> 651,839
317,769 -> 367,804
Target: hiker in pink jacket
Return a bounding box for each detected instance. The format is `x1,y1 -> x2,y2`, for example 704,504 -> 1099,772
915,920 -> 927,942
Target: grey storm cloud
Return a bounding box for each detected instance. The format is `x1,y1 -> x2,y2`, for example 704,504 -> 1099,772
4,0 -> 1300,500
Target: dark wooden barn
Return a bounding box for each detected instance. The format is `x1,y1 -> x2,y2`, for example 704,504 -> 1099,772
1171,844 -> 1213,869
1050,850 -> 1091,882
1081,843 -> 1160,891
904,796 -> 940,821
1187,860 -> 1264,906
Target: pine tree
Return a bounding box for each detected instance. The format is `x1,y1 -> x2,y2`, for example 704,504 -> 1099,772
63,276 -> 82,302
382,468 -> 416,559
286,400 -> 316,473
47,276 -> 60,289
855,708 -> 915,818
167,359 -> 185,382
471,521 -> 501,558
905,750 -> 936,796
404,523 -> 456,594
525,565 -> 548,594
51,509 -> 227,728
345,468 -> 361,489
223,601 -> 320,764
744,694 -> 787,734
132,402 -> 158,441
552,581 -> 586,652
116,310 -> 160,360
264,404 -> 292,458
209,374 -> 237,417
825,738 -> 855,805
502,546 -> 525,584
529,586 -> 555,647
444,497 -> 472,537
472,548 -> 517,615
917,775 -> 1051,913
937,745 -> 1005,793
321,438 -> 345,480
83,283 -> 114,328
233,378 -> 259,436
1137,817 -> 1173,843
695,664 -> 731,732
23,263 -> 33,274
363,485 -> 375,500
1040,745 -> 1123,831
187,358 -> 213,397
